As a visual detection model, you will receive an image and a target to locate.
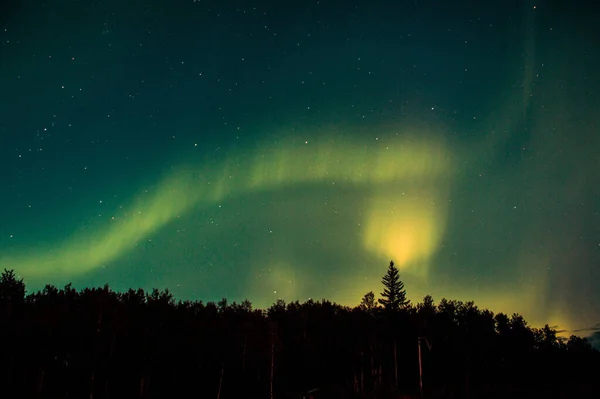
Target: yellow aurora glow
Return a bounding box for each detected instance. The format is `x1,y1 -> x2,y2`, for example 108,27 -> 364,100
363,188 -> 449,275
3,128 -> 455,281
0,127 -> 579,336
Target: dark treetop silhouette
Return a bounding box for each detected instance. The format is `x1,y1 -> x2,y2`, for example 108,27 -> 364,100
0,266 -> 598,399
378,261 -> 409,312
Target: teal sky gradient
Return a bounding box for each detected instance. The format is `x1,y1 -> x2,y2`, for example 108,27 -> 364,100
0,0 -> 599,336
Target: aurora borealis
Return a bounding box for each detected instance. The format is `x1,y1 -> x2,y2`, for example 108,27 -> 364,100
1,0 -> 599,339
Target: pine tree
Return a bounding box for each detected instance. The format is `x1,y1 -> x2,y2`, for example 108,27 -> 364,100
378,261 -> 409,311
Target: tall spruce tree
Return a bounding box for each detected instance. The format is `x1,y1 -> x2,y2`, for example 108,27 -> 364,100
378,260 -> 409,311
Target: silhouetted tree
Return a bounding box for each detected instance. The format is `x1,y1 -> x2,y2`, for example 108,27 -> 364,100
567,335 -> 593,353
0,269 -> 597,399
359,291 -> 378,313
376,261 -> 410,392
0,268 -> 25,316
416,295 -> 436,334
378,260 -> 409,311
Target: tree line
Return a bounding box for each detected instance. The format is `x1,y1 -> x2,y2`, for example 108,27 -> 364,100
0,262 -> 598,399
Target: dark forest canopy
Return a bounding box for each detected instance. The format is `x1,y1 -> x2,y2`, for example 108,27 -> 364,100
0,266 -> 598,399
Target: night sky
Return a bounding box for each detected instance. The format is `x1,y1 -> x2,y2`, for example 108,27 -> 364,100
1,0 -> 599,338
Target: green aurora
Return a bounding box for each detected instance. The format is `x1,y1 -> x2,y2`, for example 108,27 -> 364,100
0,0 -> 599,339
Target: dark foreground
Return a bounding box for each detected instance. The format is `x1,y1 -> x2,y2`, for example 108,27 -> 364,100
0,269 -> 598,398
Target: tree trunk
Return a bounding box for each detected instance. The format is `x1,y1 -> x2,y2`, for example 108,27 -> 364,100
394,339 -> 398,389
37,368 -> 45,396
242,335 -> 247,374
370,343 -> 375,380
217,366 -> 224,399
107,332 -> 115,398
90,371 -> 95,399
110,332 -> 116,357
465,354 -> 470,398
97,310 -> 102,333
270,337 -> 275,399
418,337 -> 423,398
361,356 -> 364,396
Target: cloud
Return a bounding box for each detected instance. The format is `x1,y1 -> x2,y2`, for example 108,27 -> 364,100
573,323 -> 600,334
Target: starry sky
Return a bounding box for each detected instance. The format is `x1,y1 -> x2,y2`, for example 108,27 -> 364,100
1,0 -> 599,337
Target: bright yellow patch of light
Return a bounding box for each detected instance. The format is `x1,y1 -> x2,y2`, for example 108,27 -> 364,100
363,190 -> 448,276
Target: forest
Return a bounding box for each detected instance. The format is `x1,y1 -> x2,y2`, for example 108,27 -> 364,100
0,262 -> 598,399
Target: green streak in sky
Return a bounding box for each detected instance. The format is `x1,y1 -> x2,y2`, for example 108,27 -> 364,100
3,129 -> 454,281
